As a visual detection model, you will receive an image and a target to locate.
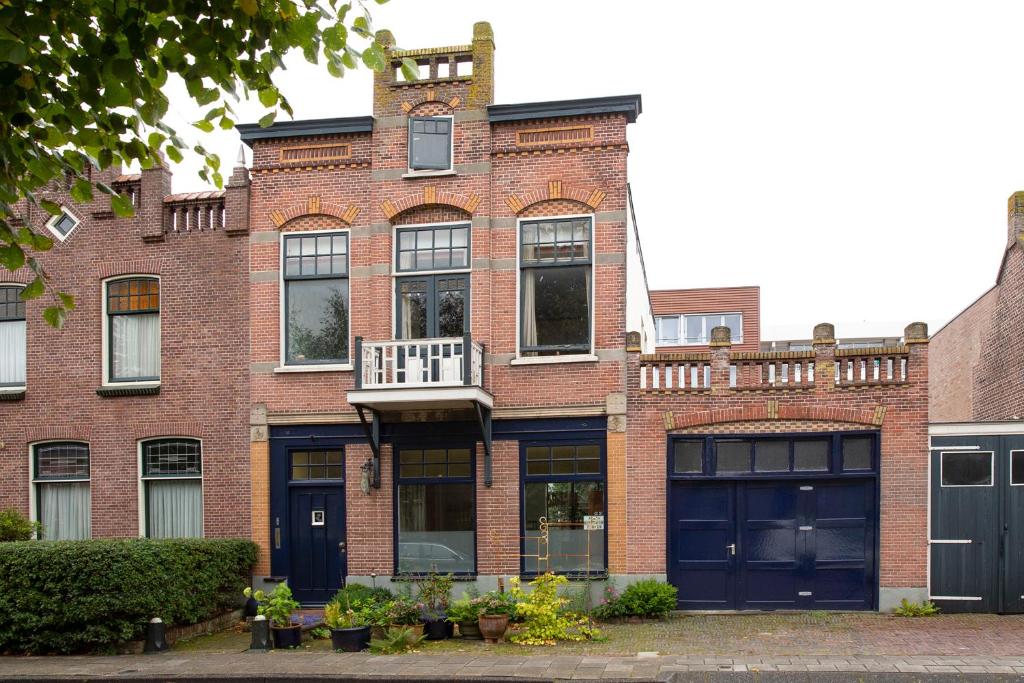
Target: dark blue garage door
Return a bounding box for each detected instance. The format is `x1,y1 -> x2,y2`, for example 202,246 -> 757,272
668,433 -> 879,611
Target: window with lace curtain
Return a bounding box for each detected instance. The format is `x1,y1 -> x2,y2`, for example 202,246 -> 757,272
519,217 -> 592,356
33,442 -> 91,540
106,277 -> 160,383
0,286 -> 26,388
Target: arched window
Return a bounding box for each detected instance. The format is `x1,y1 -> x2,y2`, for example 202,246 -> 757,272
141,438 -> 203,538
33,442 -> 91,540
106,277 -> 160,382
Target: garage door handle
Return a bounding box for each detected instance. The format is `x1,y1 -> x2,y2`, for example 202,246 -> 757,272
726,543 -> 736,556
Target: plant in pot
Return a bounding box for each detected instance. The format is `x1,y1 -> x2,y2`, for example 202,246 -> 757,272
446,596 -> 483,639
324,596 -> 371,652
364,599 -> 394,641
476,590 -> 517,644
416,573 -> 454,640
387,596 -> 425,637
244,583 -> 302,649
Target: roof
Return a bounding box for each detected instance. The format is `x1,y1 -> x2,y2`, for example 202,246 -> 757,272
649,286 -> 760,316
164,190 -> 225,202
488,94 -> 642,123
237,116 -> 374,146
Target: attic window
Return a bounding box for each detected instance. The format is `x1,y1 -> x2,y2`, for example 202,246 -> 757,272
46,208 -> 80,241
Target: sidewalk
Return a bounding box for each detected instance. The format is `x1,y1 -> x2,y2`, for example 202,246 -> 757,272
1,613 -> 1023,681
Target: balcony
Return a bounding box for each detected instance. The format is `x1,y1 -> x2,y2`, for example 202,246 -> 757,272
347,335 -> 492,412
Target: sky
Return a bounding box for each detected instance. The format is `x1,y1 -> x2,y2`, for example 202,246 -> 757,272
162,1 -> 1024,341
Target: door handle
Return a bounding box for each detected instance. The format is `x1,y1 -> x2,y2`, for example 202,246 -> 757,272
339,541 -> 347,554
726,543 -> 736,556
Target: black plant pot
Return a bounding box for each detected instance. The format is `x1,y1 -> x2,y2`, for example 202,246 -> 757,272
422,619 -> 449,640
331,626 -> 371,652
271,624 -> 302,649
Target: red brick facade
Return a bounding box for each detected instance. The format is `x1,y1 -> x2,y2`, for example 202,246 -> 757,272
0,164 -> 251,539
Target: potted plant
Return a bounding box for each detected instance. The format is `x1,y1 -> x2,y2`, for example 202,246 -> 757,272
416,573 -> 454,640
244,583 -> 302,649
324,596 -> 371,652
446,596 -> 483,639
387,596 -> 425,636
364,599 -> 393,641
476,591 -> 516,644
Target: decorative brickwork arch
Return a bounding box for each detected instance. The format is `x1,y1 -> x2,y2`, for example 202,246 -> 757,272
663,402 -> 887,432
268,195 -> 360,229
401,90 -> 460,114
380,186 -> 481,220
505,180 -> 607,215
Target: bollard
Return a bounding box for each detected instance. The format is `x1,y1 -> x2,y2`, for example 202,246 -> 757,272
249,614 -> 272,652
143,617 -> 168,654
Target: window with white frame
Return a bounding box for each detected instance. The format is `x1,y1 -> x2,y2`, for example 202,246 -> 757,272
33,442 -> 91,540
656,313 -> 742,346
46,207 -> 81,241
106,277 -> 160,382
282,232 -> 349,365
142,439 -> 203,538
519,217 -> 592,356
408,117 -> 452,171
0,286 -> 26,387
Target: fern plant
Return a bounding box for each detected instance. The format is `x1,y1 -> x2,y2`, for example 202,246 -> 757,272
368,626 -> 425,654
893,599 -> 940,617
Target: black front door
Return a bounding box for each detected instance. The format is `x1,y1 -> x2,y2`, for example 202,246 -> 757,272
285,448 -> 346,605
930,434 -> 1024,613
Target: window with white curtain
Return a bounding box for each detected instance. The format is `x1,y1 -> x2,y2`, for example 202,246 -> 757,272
142,439 -> 203,538
107,277 -> 160,382
0,286 -> 26,387
33,442 -> 91,540
519,217 -> 592,356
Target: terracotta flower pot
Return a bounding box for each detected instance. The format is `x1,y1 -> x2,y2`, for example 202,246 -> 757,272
478,614 -> 509,644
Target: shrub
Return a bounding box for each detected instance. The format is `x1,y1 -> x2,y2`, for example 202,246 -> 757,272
617,579 -> 677,618
592,581 -> 628,620
507,574 -> 599,645
0,509 -> 39,542
0,538 -> 257,654
893,599 -> 940,617
331,583 -> 393,607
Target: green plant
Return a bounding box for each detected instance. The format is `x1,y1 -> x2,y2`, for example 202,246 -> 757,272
0,538 -> 257,654
617,579 -> 678,618
362,600 -> 393,627
386,595 -> 423,626
309,626 -> 331,640
323,597 -> 368,630
507,574 -> 600,645
445,595 -> 483,623
244,582 -> 300,628
592,581 -> 628,620
415,573 -> 454,614
368,625 -> 425,654
331,583 -> 393,607
893,599 -> 940,617
0,509 -> 40,542
474,590 -> 518,617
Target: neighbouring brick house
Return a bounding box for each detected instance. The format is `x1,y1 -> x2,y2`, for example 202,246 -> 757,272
0,161 -> 252,541
926,193 -> 1024,613
0,22 -> 935,613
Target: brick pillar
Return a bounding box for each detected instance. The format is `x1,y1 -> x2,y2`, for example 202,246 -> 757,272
709,326 -> 732,392
139,156 -> 171,242
1008,191 -> 1024,248
371,29 -> 397,117
224,149 -> 250,236
812,322 -> 837,392
606,388 -> 627,574
468,21 -> 495,108
250,404 -> 270,576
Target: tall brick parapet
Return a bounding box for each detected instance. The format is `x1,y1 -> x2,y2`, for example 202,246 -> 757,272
139,156 -> 172,242
709,326 -> 732,392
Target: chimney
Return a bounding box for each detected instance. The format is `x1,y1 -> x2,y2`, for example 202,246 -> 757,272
224,146 -> 250,236
139,154 -> 172,243
1009,191 -> 1024,247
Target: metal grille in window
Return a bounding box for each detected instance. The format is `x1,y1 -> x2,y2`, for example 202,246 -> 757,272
398,448 -> 471,479
35,443 -> 90,480
397,226 -> 469,272
525,444 -> 600,476
283,234 -> 348,279
291,450 -> 343,480
520,218 -> 591,264
107,278 -> 159,313
143,439 -> 201,477
0,286 -> 25,321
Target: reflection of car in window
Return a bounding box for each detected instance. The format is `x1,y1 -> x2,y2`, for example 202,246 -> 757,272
398,542 -> 469,573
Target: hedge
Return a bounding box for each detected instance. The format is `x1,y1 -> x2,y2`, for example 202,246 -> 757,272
0,538 -> 258,654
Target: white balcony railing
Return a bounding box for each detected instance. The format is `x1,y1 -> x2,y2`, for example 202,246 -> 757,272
354,336 -> 483,389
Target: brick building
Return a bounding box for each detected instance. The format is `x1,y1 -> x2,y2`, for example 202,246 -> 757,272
0,22 -> 934,612
927,193 -> 1024,613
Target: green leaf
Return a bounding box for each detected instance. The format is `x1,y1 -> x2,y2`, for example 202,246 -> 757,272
258,111 -> 276,128
218,117 -> 234,130
0,244 -> 25,271
238,0 -> 258,16
111,193 -> 136,218
43,306 -> 66,329
193,119 -> 215,133
400,57 -> 419,82
165,146 -> 184,163
0,39 -> 28,65
258,86 -> 279,107
70,178 -> 93,203
39,200 -> 62,216
20,277 -> 45,300
361,43 -> 386,71
58,292 -> 76,310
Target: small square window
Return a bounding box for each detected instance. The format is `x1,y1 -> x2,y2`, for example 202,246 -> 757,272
673,441 -> 703,474
841,437 -> 873,471
409,116 -> 452,171
46,209 -> 80,241
717,441 -> 751,473
942,451 -> 992,486
794,440 -> 830,471
754,441 -> 789,472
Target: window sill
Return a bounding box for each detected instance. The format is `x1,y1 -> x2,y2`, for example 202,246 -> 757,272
402,169 -> 456,179
274,364 -> 353,374
519,571 -> 609,581
96,384 -> 160,397
510,354 -> 599,366
391,573 -> 477,582
0,388 -> 26,401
